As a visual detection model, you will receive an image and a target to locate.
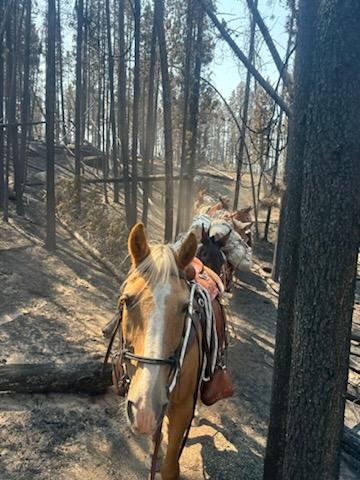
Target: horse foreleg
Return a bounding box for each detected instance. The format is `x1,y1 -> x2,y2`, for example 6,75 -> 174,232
160,399 -> 195,480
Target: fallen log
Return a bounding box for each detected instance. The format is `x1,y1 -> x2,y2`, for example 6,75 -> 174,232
343,426 -> 360,463
0,362 -> 112,395
196,170 -> 235,183
82,174 -> 186,185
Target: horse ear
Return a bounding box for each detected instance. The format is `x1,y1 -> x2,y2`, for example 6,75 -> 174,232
216,229 -> 231,248
128,223 -> 150,266
176,232 -> 197,270
201,224 -> 210,244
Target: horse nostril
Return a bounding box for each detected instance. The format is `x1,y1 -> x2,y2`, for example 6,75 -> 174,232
127,400 -> 135,424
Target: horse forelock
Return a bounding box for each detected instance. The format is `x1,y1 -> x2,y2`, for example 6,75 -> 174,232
124,244 -> 179,299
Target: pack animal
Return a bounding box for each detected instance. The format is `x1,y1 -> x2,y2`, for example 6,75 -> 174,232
105,224 -> 231,480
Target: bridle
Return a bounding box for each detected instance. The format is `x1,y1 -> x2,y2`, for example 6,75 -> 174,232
104,276 -> 199,396
104,276 -> 218,480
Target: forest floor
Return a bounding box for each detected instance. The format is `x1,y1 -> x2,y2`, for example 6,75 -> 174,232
1,155 -> 360,479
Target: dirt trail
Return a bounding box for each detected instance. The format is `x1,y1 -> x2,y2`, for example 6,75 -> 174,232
1,206 -> 359,479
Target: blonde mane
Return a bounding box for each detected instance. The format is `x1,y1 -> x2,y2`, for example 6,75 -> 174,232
124,244 -> 179,296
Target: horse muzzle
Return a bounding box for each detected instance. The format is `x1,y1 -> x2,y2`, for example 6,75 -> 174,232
127,399 -> 166,435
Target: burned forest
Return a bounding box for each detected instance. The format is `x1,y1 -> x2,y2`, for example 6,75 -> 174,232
1,1 -> 360,479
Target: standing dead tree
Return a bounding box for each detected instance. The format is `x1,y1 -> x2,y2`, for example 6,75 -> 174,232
142,3 -> 157,226
20,0 -> 32,198
118,0 -> 131,226
74,0 -> 84,214
46,0 -> 56,251
130,0 -> 141,226
264,1 -> 360,479
183,4 -> 204,228
233,0 -> 257,210
0,2 -> 4,212
105,0 -> 119,204
155,0 -> 174,241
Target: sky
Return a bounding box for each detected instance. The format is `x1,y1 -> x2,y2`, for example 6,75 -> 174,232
210,0 -> 289,99
35,0 -> 290,101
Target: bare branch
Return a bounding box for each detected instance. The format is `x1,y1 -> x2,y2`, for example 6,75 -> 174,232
197,0 -> 291,117
246,0 -> 293,93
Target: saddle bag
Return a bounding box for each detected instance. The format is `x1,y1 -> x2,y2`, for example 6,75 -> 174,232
200,366 -> 234,406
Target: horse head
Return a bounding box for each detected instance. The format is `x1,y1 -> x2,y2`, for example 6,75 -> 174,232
197,224 -> 230,276
122,223 -> 197,435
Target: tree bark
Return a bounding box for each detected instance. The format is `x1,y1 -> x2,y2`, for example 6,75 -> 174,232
0,362 -> 112,395
81,0 -> 88,144
176,0 -> 194,235
9,0 -> 23,216
56,0 -> 67,144
19,0 -> 32,198
264,1 -> 360,479
74,0 -> 84,214
142,5 -> 157,226
105,0 -> 119,204
183,5 -> 204,228
233,0 -> 257,210
3,9 -> 12,222
130,0 -> 141,226
155,0 -> 174,242
0,2 -> 4,211
0,0 -> 14,40
45,0 -> 56,251
118,0 -> 131,225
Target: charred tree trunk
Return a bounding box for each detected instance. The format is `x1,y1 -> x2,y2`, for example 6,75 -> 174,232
81,0 -> 88,144
265,0 -> 295,246
130,0 -> 141,226
74,0 -> 84,214
105,0 -> 119,204
0,3 -> 4,211
45,0 -> 56,251
155,0 -> 174,241
9,1 -> 23,216
184,5 -> 204,228
57,0 -> 67,144
3,10 -> 12,222
233,0 -> 257,210
118,0 -> 131,225
264,2 -> 360,479
19,0 -> 31,197
263,115 -> 282,242
142,5 -> 157,226
176,0 -> 194,235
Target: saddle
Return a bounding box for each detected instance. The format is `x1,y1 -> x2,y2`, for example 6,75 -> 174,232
191,257 -> 224,300
190,258 -> 234,406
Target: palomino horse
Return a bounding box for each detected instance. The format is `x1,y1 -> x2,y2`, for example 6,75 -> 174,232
112,224 -> 207,479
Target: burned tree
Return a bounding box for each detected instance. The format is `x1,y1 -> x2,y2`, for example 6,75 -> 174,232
45,0 -> 56,250
264,1 -> 360,479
